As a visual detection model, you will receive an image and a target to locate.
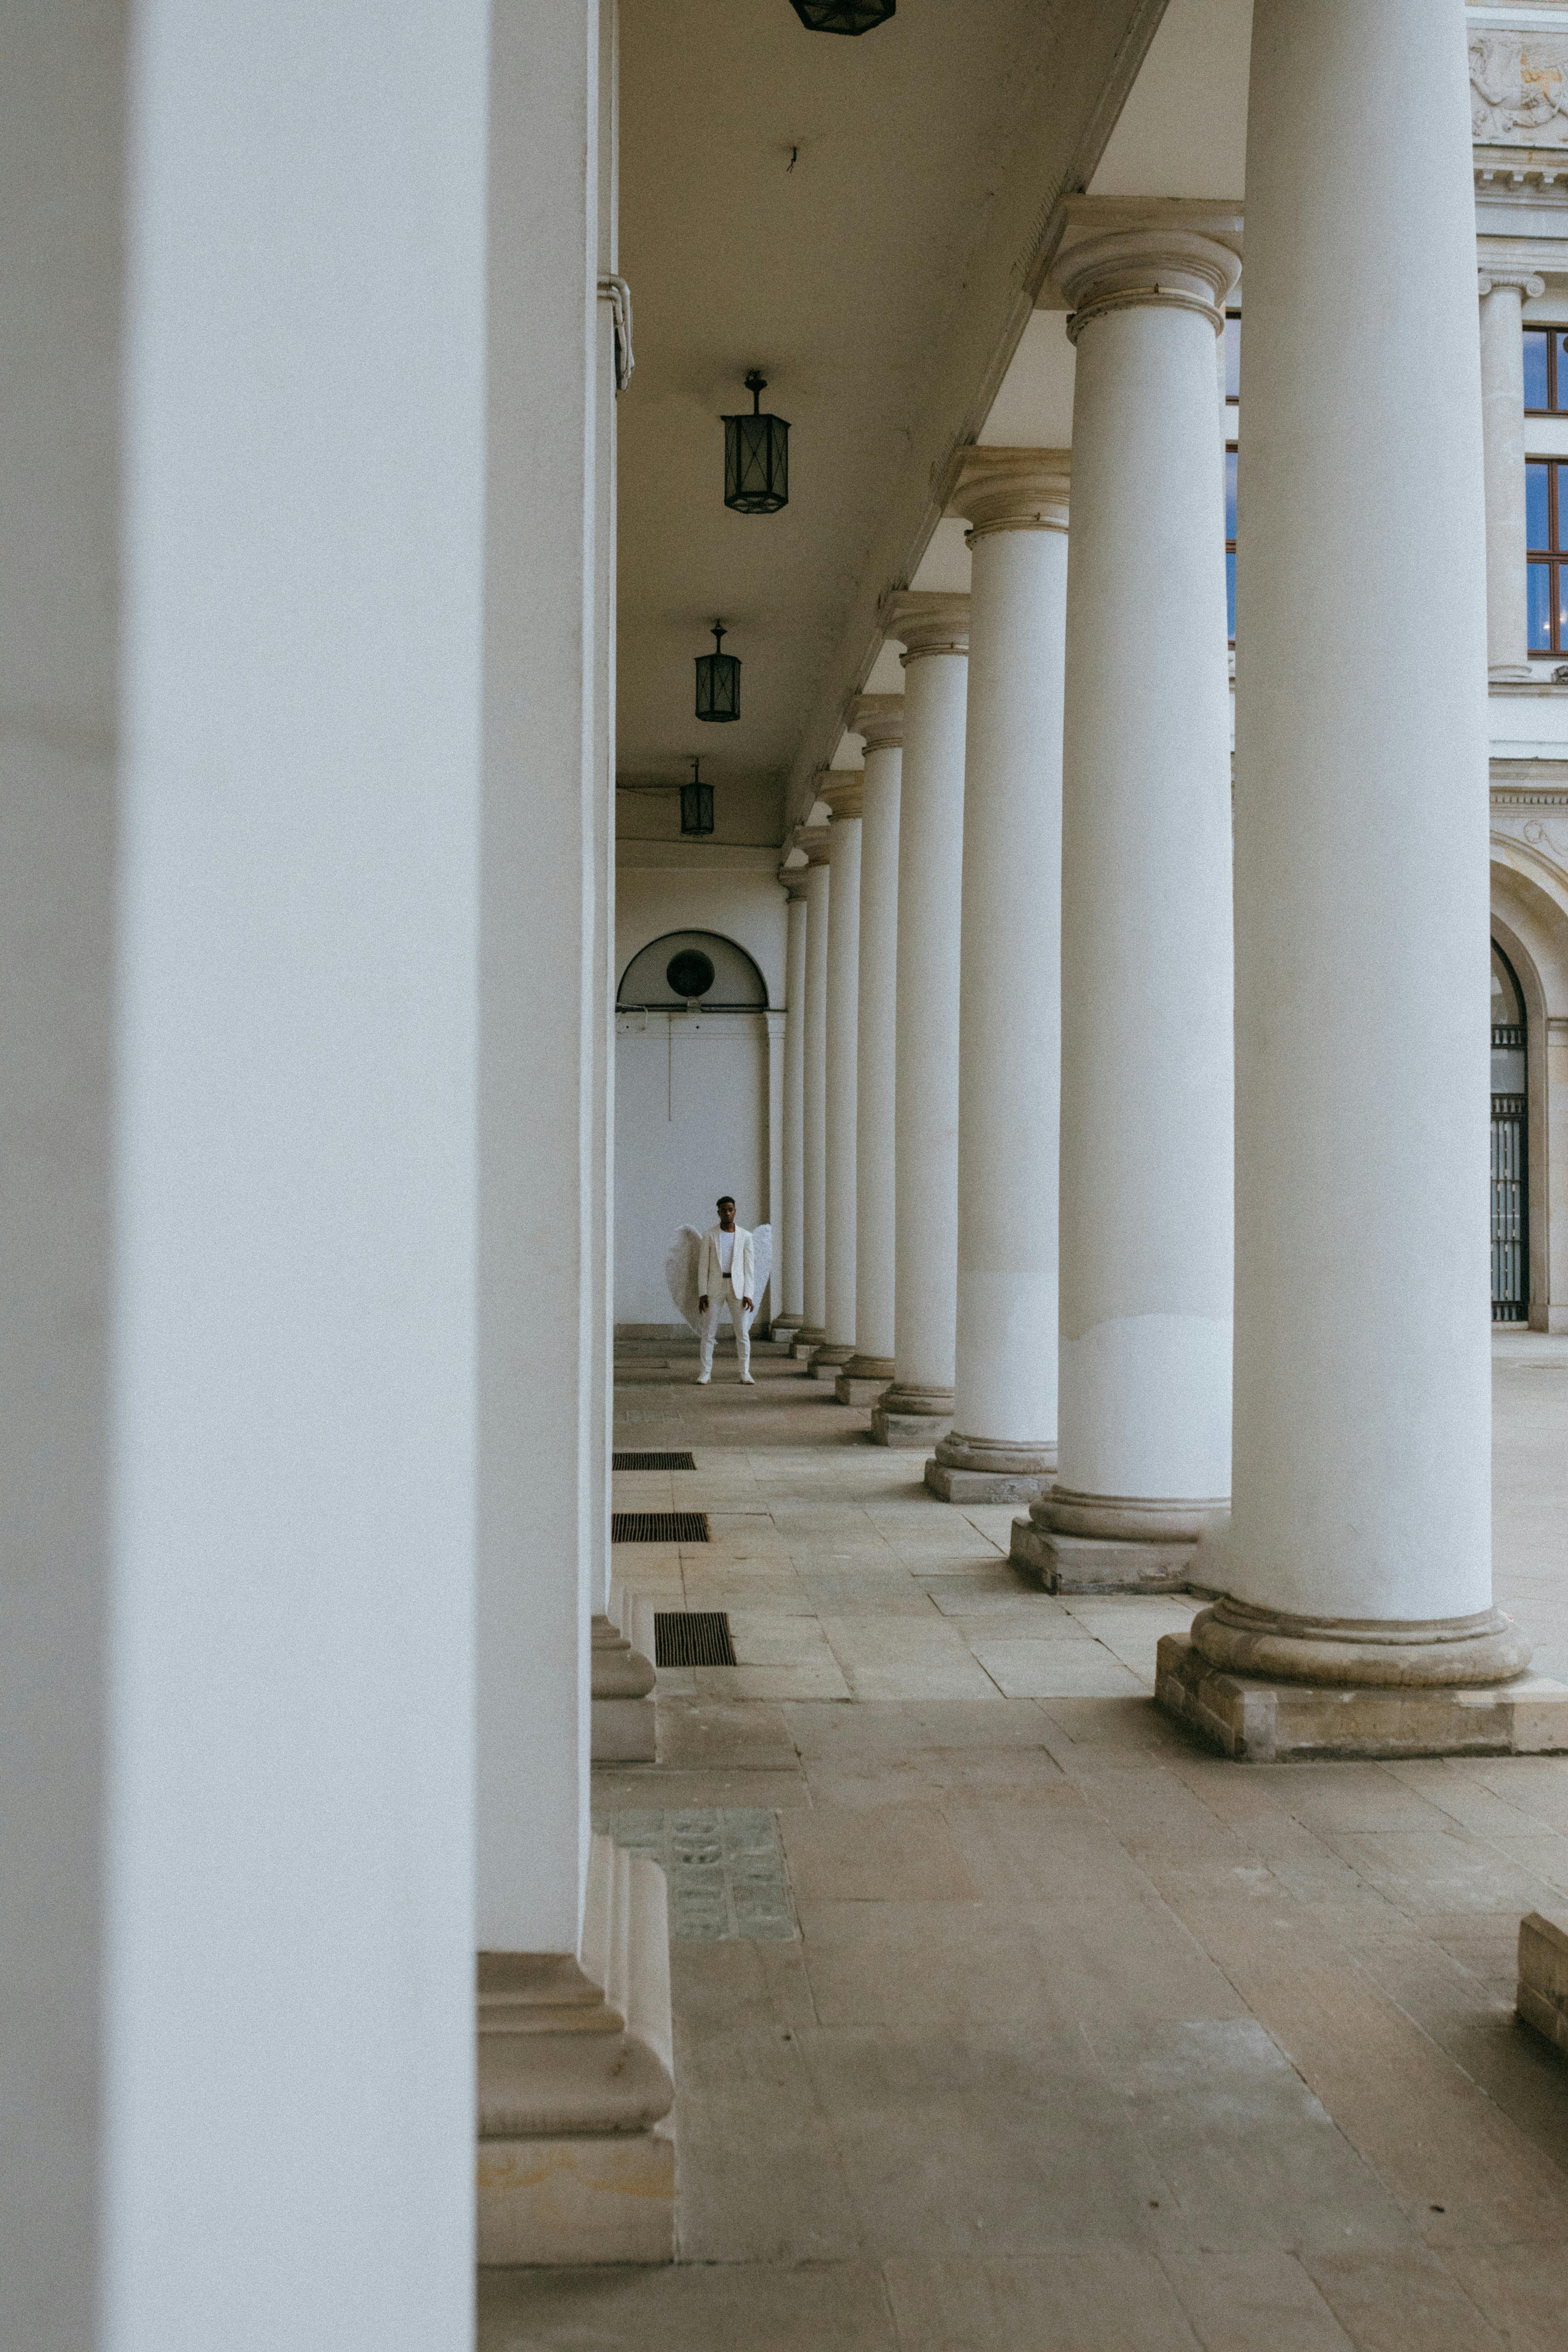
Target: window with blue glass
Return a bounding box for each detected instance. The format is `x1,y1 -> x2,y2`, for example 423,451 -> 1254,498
1526,458 -> 1568,652
1223,310 -> 1240,406
1225,443 -> 1237,643
1524,327 -> 1568,413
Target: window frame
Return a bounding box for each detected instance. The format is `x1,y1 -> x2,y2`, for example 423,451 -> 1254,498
1524,323 -> 1568,415
1526,454 -> 1568,654
1224,440 -> 1237,649
1223,308 -> 1241,408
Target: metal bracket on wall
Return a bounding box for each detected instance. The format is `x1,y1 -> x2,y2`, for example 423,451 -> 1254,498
597,274 -> 635,393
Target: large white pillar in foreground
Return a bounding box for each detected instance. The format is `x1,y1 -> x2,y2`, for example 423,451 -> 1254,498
2,9 -> 491,2346
837,697 -> 903,1405
1478,266 -> 1543,683
1161,0 -> 1564,1760
773,877 -> 809,1342
1011,219 -> 1237,1587
797,836 -> 831,1354
872,594 -> 969,1448
476,0 -> 671,2263
813,779 -> 863,1378
929,453 -> 1070,1505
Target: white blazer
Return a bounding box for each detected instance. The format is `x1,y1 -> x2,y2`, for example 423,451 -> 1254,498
698,1224 -> 754,1305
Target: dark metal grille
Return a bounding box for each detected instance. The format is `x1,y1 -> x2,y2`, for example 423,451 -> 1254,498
612,1511 -> 710,1544
613,1451 -> 697,1472
655,1611 -> 736,1667
1492,1088 -> 1528,1322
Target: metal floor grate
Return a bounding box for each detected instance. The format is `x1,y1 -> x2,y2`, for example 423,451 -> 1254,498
611,1510 -> 710,1544
612,1450 -> 697,1472
654,1610 -> 737,1667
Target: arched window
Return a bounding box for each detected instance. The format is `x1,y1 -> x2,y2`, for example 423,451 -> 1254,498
1491,940 -> 1529,1324
617,930 -> 767,1010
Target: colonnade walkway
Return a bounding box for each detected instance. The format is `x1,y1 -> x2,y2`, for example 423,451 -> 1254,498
481,1335 -> 1568,2352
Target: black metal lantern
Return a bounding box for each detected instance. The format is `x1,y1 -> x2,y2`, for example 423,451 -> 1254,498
694,622 -> 740,722
680,757 -> 715,838
723,373 -> 790,514
789,0 -> 894,29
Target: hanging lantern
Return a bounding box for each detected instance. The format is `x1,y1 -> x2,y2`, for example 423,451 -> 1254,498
789,0 -> 894,29
723,373 -> 790,514
694,622 -> 740,722
680,757 -> 715,838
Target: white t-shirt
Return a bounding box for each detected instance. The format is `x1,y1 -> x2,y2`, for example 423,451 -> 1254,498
717,1230 -> 735,1276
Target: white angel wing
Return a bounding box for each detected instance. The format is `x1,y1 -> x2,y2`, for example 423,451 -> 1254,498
750,1224 -> 772,1316
664,1225 -> 704,1335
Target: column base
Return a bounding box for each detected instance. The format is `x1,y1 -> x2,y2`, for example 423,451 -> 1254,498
835,1355 -> 893,1406
765,1314 -> 803,1352
590,1612 -> 657,1763
809,1340 -> 855,1384
478,1834 -> 676,2265
1518,1912 -> 1568,2060
1009,1486 -> 1225,1592
1156,1630 -> 1568,1763
791,1324 -> 825,1361
870,1382 -> 954,1449
925,1431 -> 1057,1505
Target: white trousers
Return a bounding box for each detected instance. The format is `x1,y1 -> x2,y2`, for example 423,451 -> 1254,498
699,1290 -> 751,1379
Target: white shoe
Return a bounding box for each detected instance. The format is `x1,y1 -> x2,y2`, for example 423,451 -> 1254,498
740,1373 -> 756,1385
695,1372 -> 710,1386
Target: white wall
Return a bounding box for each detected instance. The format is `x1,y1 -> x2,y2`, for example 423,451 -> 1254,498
615,1012 -> 770,1327
614,852 -> 785,1328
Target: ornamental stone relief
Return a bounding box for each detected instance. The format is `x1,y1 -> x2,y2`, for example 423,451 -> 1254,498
1472,29 -> 1568,145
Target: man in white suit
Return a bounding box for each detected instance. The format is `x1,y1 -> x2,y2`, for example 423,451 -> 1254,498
696,1195 -> 756,1386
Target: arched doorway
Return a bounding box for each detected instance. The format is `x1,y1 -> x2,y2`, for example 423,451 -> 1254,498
615,932 -> 772,1330
1492,939 -> 1529,1322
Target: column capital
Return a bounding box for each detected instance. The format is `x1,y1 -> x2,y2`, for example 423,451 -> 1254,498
1056,227 -> 1241,344
778,849 -> 810,897
886,589 -> 970,662
948,447 -> 1070,540
796,824 -> 833,867
820,774 -> 864,820
849,692 -> 904,751
1478,266 -> 1546,300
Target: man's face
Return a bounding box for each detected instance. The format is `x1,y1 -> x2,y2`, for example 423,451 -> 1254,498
717,1199 -> 736,1231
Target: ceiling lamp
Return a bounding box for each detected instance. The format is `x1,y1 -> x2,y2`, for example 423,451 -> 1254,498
680,757 -> 715,838
694,622 -> 740,723
723,373 -> 790,514
789,0 -> 895,29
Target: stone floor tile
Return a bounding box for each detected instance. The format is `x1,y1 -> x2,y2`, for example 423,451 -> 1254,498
653,1695 -> 800,1772
671,2021 -> 862,2261
589,1765 -> 812,1809
968,1637 -> 1149,1698
796,1900 -> 1071,2028
798,2027 -> 1174,2257
1088,2016 -> 1414,2248
478,2260 -> 900,2351
794,1572 -> 941,1617
695,1658 -> 851,1701
724,1610 -> 842,1667
1441,2242 -> 1568,2352
1296,2247 -> 1508,2352
882,2248 -> 1203,2351
922,1572 -> 1076,1617
779,1803 -> 980,1903
939,1799 -> 1169,1904
671,1935 -> 818,2033
783,1698 -> 1063,1755
1158,2247 -> 1358,2352
1320,1826 -> 1562,1919
803,1750 -> 1079,1807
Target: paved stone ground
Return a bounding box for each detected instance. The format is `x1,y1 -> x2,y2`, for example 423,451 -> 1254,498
481,1330 -> 1568,2352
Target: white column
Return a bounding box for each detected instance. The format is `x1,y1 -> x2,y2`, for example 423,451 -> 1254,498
1166,0 -> 1554,1746
1013,223 -> 1238,1589
872,594 -> 969,1448
797,838 -> 831,1352
837,697 -> 903,1404
764,1008 -> 786,1331
775,878 -> 808,1337
813,781 -> 863,1375
1479,267 -> 1544,683
1,8 -> 491,2346
476,0 -> 668,2263
930,454 -> 1070,1505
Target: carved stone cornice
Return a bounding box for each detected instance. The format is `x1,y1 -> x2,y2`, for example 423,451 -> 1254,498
820,774 -> 864,820
1056,225 -> 1241,343
886,589 -> 970,662
850,692 -> 905,752
947,447 -> 1070,540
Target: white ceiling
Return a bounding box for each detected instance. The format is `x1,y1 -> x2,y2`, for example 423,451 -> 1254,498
615,0 -> 1252,840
